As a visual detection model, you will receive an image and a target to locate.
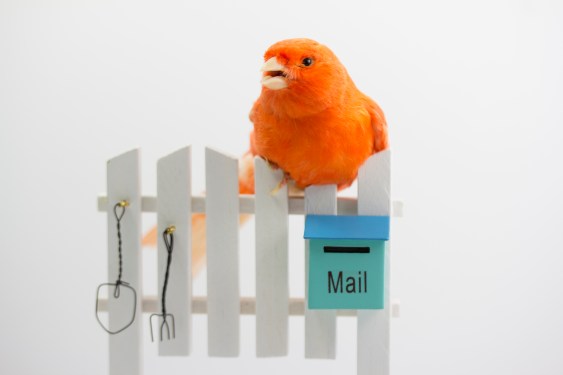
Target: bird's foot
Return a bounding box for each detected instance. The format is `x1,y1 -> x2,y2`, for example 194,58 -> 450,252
270,172 -> 290,195
264,158 -> 280,170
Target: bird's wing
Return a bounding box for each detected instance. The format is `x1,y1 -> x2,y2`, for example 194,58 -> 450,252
363,94 -> 389,152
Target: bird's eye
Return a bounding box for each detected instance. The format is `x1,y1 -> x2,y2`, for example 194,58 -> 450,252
301,57 -> 313,67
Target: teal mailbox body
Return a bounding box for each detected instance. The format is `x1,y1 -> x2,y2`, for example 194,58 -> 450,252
304,215 -> 389,310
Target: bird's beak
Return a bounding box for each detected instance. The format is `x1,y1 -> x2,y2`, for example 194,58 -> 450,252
260,57 -> 288,90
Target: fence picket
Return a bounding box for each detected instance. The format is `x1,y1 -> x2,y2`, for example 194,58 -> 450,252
357,149 -> 391,375
254,157 -> 289,357
205,147 -> 240,357
156,147 -> 192,355
106,149 -> 143,375
304,185 -> 337,359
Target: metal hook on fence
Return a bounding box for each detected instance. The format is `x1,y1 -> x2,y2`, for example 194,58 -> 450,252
95,200 -> 138,335
150,226 -> 176,342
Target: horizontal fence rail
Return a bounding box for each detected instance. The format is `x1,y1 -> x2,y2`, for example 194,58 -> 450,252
97,195 -> 404,217
98,146 -> 398,375
97,296 -> 401,317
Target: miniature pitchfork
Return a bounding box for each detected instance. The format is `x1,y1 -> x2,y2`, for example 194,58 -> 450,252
150,226 -> 176,342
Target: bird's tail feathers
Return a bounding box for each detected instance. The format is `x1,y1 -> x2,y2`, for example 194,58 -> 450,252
141,150 -> 256,276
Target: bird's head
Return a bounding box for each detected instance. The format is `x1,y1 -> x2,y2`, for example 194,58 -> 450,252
259,38 -> 350,118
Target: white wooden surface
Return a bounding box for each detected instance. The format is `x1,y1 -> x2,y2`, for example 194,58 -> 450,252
107,149 -> 143,375
304,184 -> 337,359
254,157 -> 289,357
357,149 -> 391,375
205,148 -> 240,357
156,147 -> 192,355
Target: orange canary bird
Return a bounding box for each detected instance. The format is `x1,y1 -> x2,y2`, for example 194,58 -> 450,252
239,37 -> 388,194
143,38 -> 389,273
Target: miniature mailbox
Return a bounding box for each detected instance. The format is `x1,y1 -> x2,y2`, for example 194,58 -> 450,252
304,215 -> 390,310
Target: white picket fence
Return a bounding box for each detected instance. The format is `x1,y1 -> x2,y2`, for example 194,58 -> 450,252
97,146 -> 400,375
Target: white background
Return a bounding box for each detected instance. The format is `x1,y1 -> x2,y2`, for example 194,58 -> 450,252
1,0 -> 563,374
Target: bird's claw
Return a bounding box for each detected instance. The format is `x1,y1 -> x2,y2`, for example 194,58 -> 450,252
270,173 -> 290,195
264,158 -> 280,171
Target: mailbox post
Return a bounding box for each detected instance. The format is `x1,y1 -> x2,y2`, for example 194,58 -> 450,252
304,215 -> 390,310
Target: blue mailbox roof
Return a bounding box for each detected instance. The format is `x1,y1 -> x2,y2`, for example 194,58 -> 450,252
304,215 -> 390,241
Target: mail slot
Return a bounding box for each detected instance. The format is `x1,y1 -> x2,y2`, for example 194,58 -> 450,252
304,215 -> 389,310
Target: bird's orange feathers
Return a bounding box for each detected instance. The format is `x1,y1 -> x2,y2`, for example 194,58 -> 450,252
249,38 -> 388,190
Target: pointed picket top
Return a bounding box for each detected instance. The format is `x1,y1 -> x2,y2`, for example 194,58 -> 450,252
358,149 -> 390,216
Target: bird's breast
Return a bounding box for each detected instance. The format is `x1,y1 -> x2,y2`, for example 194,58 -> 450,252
253,107 -> 374,188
